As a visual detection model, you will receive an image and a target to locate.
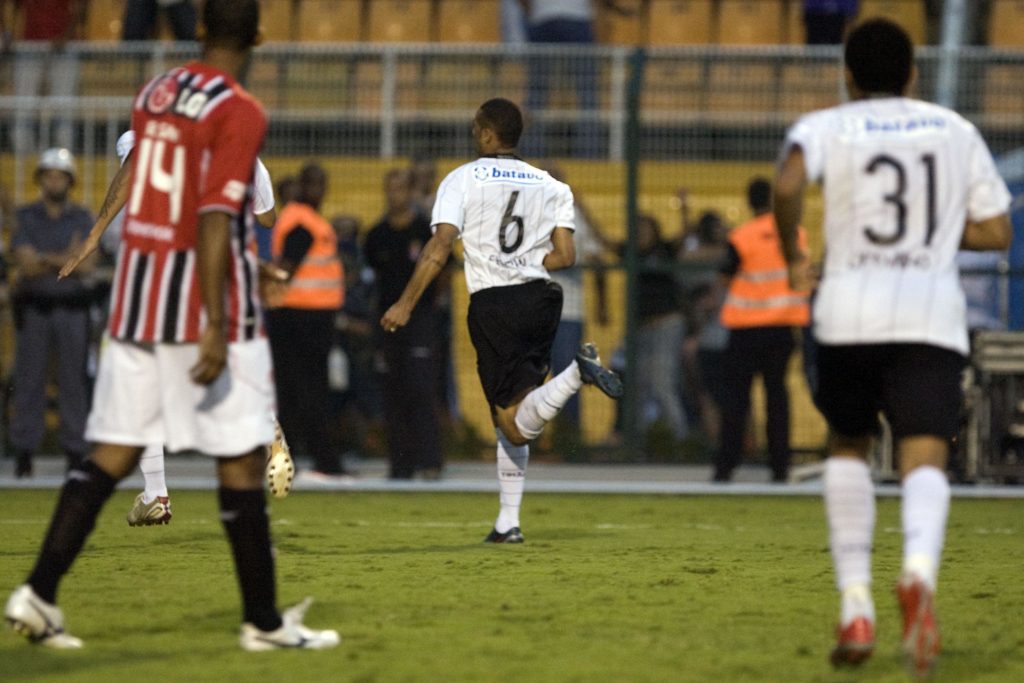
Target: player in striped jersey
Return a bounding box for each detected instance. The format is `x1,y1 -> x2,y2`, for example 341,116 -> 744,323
774,19 -> 1012,677
59,129 -> 291,526
381,98 -> 622,543
6,0 -> 337,651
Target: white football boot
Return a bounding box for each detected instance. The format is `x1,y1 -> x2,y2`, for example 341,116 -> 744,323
239,597 -> 340,651
5,584 -> 83,649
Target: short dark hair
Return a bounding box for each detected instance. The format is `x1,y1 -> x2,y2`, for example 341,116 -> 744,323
203,0 -> 260,51
844,18 -> 914,96
478,98 -> 524,147
747,177 -> 772,212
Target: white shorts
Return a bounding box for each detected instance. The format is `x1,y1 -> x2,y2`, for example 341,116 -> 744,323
86,336 -> 277,456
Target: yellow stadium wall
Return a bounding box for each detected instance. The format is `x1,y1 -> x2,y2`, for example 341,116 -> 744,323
1,154 -> 827,455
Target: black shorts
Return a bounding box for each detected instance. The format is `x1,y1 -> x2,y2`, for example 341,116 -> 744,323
815,343 -> 966,441
467,279 -> 563,409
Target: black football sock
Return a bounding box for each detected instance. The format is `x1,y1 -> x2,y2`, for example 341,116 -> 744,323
218,487 -> 282,632
27,460 -> 118,603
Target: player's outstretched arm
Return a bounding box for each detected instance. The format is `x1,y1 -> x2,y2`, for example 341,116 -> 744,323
961,214 -> 1012,252
542,226 -> 576,272
774,145 -> 812,291
381,223 -> 457,332
59,153 -> 133,279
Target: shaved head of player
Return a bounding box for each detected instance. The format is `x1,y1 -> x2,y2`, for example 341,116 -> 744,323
843,18 -> 913,99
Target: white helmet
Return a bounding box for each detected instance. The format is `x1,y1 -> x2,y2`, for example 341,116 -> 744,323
37,147 -> 76,180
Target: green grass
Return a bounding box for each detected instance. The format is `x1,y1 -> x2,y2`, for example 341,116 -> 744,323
0,490 -> 1021,682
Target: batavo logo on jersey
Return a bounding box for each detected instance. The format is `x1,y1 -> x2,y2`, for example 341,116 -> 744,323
472,165 -> 544,183
146,76 -> 179,115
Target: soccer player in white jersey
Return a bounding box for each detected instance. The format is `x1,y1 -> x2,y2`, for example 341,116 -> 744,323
774,19 -> 1012,678
59,130 -> 287,525
381,98 -> 622,543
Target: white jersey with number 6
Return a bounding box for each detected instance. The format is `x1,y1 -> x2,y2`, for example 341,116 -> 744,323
784,97 -> 1011,355
431,156 -> 575,294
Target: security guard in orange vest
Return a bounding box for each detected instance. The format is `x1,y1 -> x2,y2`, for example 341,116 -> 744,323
267,163 -> 348,478
715,177 -> 810,483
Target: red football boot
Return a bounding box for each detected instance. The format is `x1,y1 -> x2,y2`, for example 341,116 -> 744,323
830,616 -> 875,667
896,575 -> 940,679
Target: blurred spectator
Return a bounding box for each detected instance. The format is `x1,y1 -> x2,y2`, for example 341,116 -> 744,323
408,154 -> 461,433
802,0 -> 858,44
365,169 -> 445,479
614,213 -> 688,442
501,0 -> 528,43
409,154 -> 438,216
677,195 -> 730,447
521,0 -> 635,158
715,178 -> 810,483
329,214 -> 383,460
268,163 -> 350,479
545,162 -> 609,444
7,0 -> 85,153
122,0 -> 197,41
8,149 -> 95,477
957,250 -> 1005,331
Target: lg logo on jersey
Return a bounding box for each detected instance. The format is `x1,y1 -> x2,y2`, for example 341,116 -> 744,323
174,88 -> 210,119
145,76 -> 210,120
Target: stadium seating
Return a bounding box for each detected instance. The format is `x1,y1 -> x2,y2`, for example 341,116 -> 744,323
641,60 -> 705,114
86,0 -> 126,42
779,63 -> 842,114
716,0 -> 785,45
648,0 -> 714,45
707,62 -> 776,113
366,0 -> 433,42
857,0 -> 927,44
783,0 -> 805,43
595,0 -> 646,45
435,0 -> 500,43
297,0 -> 362,42
263,0 -> 297,42
981,64 -> 1024,117
989,0 -> 1024,48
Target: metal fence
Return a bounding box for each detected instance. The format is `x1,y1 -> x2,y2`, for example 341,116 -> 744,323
1,41 -> 1023,468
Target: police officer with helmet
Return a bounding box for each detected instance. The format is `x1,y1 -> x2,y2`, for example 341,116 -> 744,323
8,148 -> 96,477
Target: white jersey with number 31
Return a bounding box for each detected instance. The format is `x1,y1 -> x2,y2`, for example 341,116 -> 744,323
431,156 -> 575,294
784,97 -> 1011,355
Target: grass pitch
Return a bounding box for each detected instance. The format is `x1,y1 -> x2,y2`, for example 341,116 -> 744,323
0,489 -> 1021,682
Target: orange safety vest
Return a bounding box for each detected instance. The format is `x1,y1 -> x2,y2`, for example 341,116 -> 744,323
271,201 -> 344,310
720,213 -> 809,329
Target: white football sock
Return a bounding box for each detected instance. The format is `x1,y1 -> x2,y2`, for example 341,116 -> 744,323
514,361 -> 582,440
140,445 -> 168,503
495,429 -> 528,533
901,465 -> 949,590
824,456 -> 876,619
840,583 -> 876,626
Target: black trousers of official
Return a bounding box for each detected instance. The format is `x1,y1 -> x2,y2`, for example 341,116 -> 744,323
715,326 -> 796,482
266,308 -> 341,474
10,303 -> 90,458
380,330 -> 442,479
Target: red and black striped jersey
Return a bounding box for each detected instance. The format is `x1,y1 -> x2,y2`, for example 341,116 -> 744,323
108,61 -> 267,344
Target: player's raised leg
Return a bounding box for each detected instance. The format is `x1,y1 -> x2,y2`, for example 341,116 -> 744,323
6,443 -> 145,647
127,445 -> 172,526
896,436 -> 950,679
